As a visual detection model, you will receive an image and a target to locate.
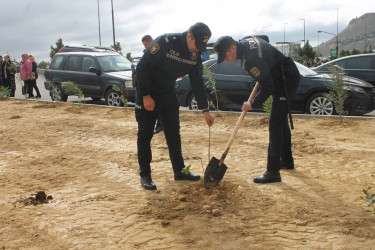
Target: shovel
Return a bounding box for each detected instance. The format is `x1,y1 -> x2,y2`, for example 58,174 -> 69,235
204,82 -> 260,189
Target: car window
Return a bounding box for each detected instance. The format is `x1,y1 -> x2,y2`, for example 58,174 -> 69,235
345,56 -> 372,69
51,55 -> 65,69
295,62 -> 317,76
81,57 -> 96,72
97,55 -> 132,72
209,60 -> 247,76
64,56 -> 82,71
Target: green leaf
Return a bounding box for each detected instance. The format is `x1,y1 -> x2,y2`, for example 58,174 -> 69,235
181,165 -> 191,175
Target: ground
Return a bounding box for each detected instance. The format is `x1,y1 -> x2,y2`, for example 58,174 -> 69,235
0,99 -> 374,249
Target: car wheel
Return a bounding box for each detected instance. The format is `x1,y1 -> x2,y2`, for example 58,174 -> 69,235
188,94 -> 199,110
306,92 -> 336,115
50,83 -> 68,102
105,89 -> 123,107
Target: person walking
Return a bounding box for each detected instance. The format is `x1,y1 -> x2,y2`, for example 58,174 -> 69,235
29,55 -> 41,98
2,55 -> 17,97
135,22 -> 214,190
141,35 -> 163,134
20,54 -> 33,98
213,35 -> 300,184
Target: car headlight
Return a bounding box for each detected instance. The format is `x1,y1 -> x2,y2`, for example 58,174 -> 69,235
125,81 -> 133,88
343,85 -> 366,94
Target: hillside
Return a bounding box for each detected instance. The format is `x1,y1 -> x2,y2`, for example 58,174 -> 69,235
316,13 -> 375,57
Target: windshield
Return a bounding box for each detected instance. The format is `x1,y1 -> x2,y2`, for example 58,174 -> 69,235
97,55 -> 132,72
295,61 -> 318,77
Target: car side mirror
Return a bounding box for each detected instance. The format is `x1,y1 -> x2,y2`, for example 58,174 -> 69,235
89,67 -> 100,75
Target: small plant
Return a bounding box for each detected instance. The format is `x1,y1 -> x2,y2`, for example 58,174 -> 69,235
323,65 -> 348,124
203,64 -> 219,112
0,86 -> 11,98
181,165 -> 191,175
112,85 -> 128,108
361,182 -> 375,214
61,81 -> 84,105
263,96 -> 272,116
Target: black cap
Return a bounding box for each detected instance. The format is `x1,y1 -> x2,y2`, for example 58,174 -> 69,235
213,36 -> 235,63
189,22 -> 211,52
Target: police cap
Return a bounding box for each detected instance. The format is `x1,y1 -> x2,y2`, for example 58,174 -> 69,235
213,36 -> 235,64
189,22 -> 211,52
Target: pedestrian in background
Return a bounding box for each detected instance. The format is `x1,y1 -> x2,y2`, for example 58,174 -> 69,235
20,54 -> 33,98
141,34 -> 164,134
29,55 -> 41,98
0,55 -> 4,86
2,55 -> 17,97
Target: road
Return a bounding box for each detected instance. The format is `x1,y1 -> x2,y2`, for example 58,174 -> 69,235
13,72 -> 375,117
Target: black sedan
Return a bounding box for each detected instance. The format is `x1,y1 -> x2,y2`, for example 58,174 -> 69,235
176,59 -> 375,116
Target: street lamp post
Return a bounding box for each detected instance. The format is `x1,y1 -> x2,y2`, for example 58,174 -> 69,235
318,30 -> 338,58
336,8 -> 339,55
97,0 -> 101,46
283,23 -> 288,55
111,0 -> 116,48
299,18 -> 305,46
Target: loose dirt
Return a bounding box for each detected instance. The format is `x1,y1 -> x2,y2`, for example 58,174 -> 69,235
0,99 -> 374,249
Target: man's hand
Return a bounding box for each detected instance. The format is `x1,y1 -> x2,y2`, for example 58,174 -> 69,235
143,95 -> 155,111
204,112 -> 215,127
242,101 -> 253,112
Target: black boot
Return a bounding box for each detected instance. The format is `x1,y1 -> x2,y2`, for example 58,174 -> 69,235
253,171 -> 281,184
280,158 -> 294,169
140,176 -> 157,190
174,171 -> 200,181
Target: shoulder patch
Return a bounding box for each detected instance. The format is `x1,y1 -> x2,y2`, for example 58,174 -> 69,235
190,52 -> 198,60
250,67 -> 261,77
149,43 -> 160,54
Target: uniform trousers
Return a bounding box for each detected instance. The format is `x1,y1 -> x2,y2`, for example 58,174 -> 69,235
135,92 -> 185,178
267,61 -> 299,172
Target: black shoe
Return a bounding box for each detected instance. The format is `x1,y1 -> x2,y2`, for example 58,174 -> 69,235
174,172 -> 200,181
280,158 -> 294,169
154,125 -> 163,134
253,171 -> 281,184
140,176 -> 157,190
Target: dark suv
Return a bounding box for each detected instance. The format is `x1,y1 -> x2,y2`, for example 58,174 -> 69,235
44,50 -> 135,106
312,54 -> 375,87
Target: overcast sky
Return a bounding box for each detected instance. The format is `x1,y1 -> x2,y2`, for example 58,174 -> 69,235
0,0 -> 373,62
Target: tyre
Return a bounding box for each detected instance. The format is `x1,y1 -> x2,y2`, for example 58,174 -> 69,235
50,83 -> 68,102
105,89 -> 124,107
188,94 -> 199,110
306,92 -> 336,115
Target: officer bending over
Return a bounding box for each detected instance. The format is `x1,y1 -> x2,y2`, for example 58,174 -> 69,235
213,36 -> 300,184
136,22 -> 215,190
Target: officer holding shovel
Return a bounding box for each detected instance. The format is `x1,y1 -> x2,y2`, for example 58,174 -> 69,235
213,36 -> 300,183
135,22 -> 215,190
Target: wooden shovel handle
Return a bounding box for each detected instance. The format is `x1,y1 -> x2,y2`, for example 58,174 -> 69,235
218,82 -> 260,166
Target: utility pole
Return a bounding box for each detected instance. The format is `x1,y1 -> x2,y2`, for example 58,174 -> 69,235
299,18 -> 305,46
111,0 -> 116,48
97,0 -> 101,46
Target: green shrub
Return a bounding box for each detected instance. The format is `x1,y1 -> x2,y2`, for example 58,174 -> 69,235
323,65 -> 348,123
61,81 -> 84,105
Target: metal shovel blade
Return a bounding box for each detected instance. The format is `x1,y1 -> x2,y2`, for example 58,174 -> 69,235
204,157 -> 228,189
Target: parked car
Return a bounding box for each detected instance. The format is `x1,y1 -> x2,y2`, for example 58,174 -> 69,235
176,59 -> 375,116
311,54 -> 375,87
44,51 -> 135,106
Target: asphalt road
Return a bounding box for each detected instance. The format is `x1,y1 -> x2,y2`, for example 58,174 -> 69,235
13,72 -> 375,117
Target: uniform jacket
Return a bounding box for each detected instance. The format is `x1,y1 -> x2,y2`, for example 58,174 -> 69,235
237,37 -> 296,108
136,31 -> 208,109
20,54 -> 32,81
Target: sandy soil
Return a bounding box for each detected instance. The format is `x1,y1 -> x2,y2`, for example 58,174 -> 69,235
0,99 -> 374,249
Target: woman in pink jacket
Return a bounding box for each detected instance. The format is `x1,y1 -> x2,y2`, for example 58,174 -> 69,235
20,53 -> 33,98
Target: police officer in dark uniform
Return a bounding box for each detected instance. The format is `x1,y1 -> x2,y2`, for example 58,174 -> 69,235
213,35 -> 300,184
135,22 -> 215,190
